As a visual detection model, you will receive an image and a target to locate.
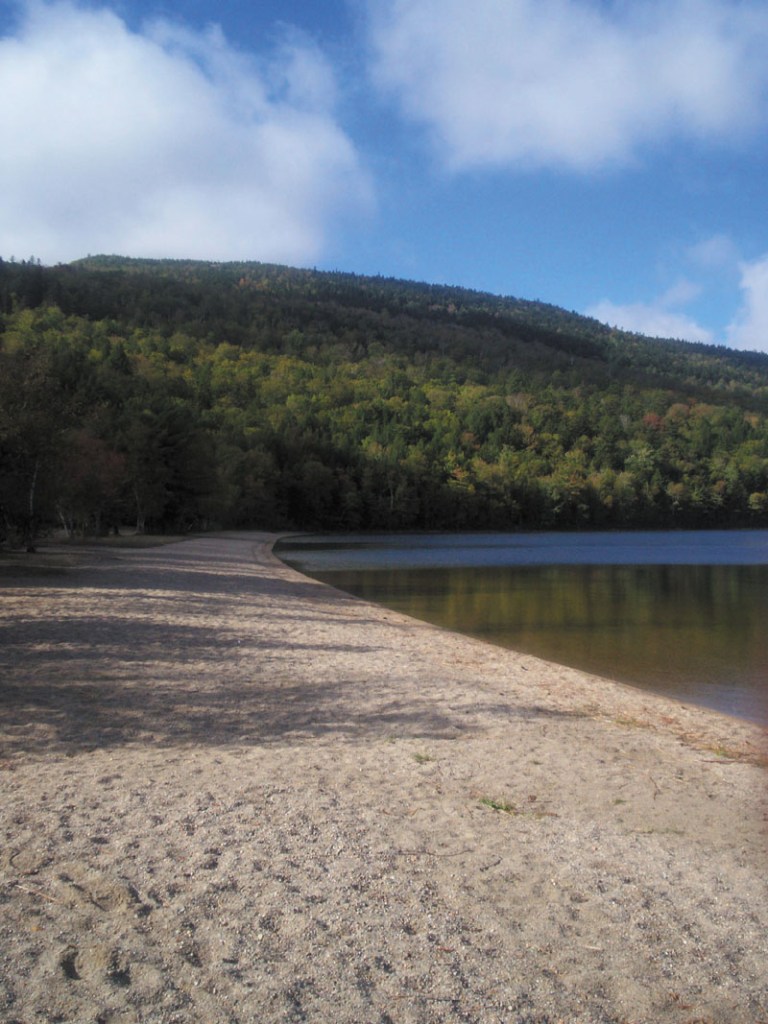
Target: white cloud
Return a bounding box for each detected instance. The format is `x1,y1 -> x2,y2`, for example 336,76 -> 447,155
687,233 -> 742,272
367,0 -> 768,171
587,298 -> 714,344
587,244 -> 768,352
726,256 -> 768,352
658,279 -> 703,309
0,1 -> 372,264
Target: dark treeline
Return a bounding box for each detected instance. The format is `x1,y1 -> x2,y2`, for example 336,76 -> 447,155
2,254 -> 768,545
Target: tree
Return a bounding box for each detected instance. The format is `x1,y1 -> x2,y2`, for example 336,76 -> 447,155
55,429 -> 126,536
0,323 -> 76,548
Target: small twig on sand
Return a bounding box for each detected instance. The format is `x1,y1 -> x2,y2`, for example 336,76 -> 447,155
6,881 -> 66,906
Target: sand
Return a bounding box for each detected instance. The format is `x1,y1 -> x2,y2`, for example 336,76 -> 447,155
0,532 -> 766,1024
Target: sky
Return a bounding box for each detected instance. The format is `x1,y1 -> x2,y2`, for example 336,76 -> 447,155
1,0 -> 768,352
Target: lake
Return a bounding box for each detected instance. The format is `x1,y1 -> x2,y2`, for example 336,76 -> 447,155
275,530 -> 768,727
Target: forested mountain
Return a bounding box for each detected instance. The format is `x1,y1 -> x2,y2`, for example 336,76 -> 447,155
2,254 -> 768,545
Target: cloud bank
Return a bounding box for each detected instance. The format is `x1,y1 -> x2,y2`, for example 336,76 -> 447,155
587,243 -> 768,352
0,1 -> 371,264
586,296 -> 714,345
727,256 -> 768,352
368,0 -> 768,171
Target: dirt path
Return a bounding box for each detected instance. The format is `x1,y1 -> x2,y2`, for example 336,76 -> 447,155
1,533 -> 766,1024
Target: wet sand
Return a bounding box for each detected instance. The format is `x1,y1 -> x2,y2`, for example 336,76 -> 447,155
1,533 -> 766,1023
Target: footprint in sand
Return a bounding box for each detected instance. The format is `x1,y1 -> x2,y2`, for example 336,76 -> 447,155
58,943 -> 131,987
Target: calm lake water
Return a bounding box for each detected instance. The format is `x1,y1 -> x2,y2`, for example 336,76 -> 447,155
276,530 -> 768,726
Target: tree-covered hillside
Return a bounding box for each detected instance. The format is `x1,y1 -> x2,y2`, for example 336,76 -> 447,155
2,255 -> 768,545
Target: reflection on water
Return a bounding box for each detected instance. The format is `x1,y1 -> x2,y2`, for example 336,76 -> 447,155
277,531 -> 768,726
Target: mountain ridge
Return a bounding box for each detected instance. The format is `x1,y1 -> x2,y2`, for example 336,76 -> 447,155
1,253 -> 767,541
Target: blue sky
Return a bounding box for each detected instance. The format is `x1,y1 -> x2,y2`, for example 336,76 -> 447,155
1,0 -> 767,351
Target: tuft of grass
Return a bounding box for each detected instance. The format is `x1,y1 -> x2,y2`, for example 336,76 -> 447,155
413,752 -> 435,764
479,796 -> 516,814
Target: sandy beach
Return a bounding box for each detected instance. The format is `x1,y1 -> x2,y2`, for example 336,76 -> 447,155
1,533 -> 766,1024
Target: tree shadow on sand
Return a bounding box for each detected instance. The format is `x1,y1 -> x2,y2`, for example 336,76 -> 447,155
1,538 -> 495,757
